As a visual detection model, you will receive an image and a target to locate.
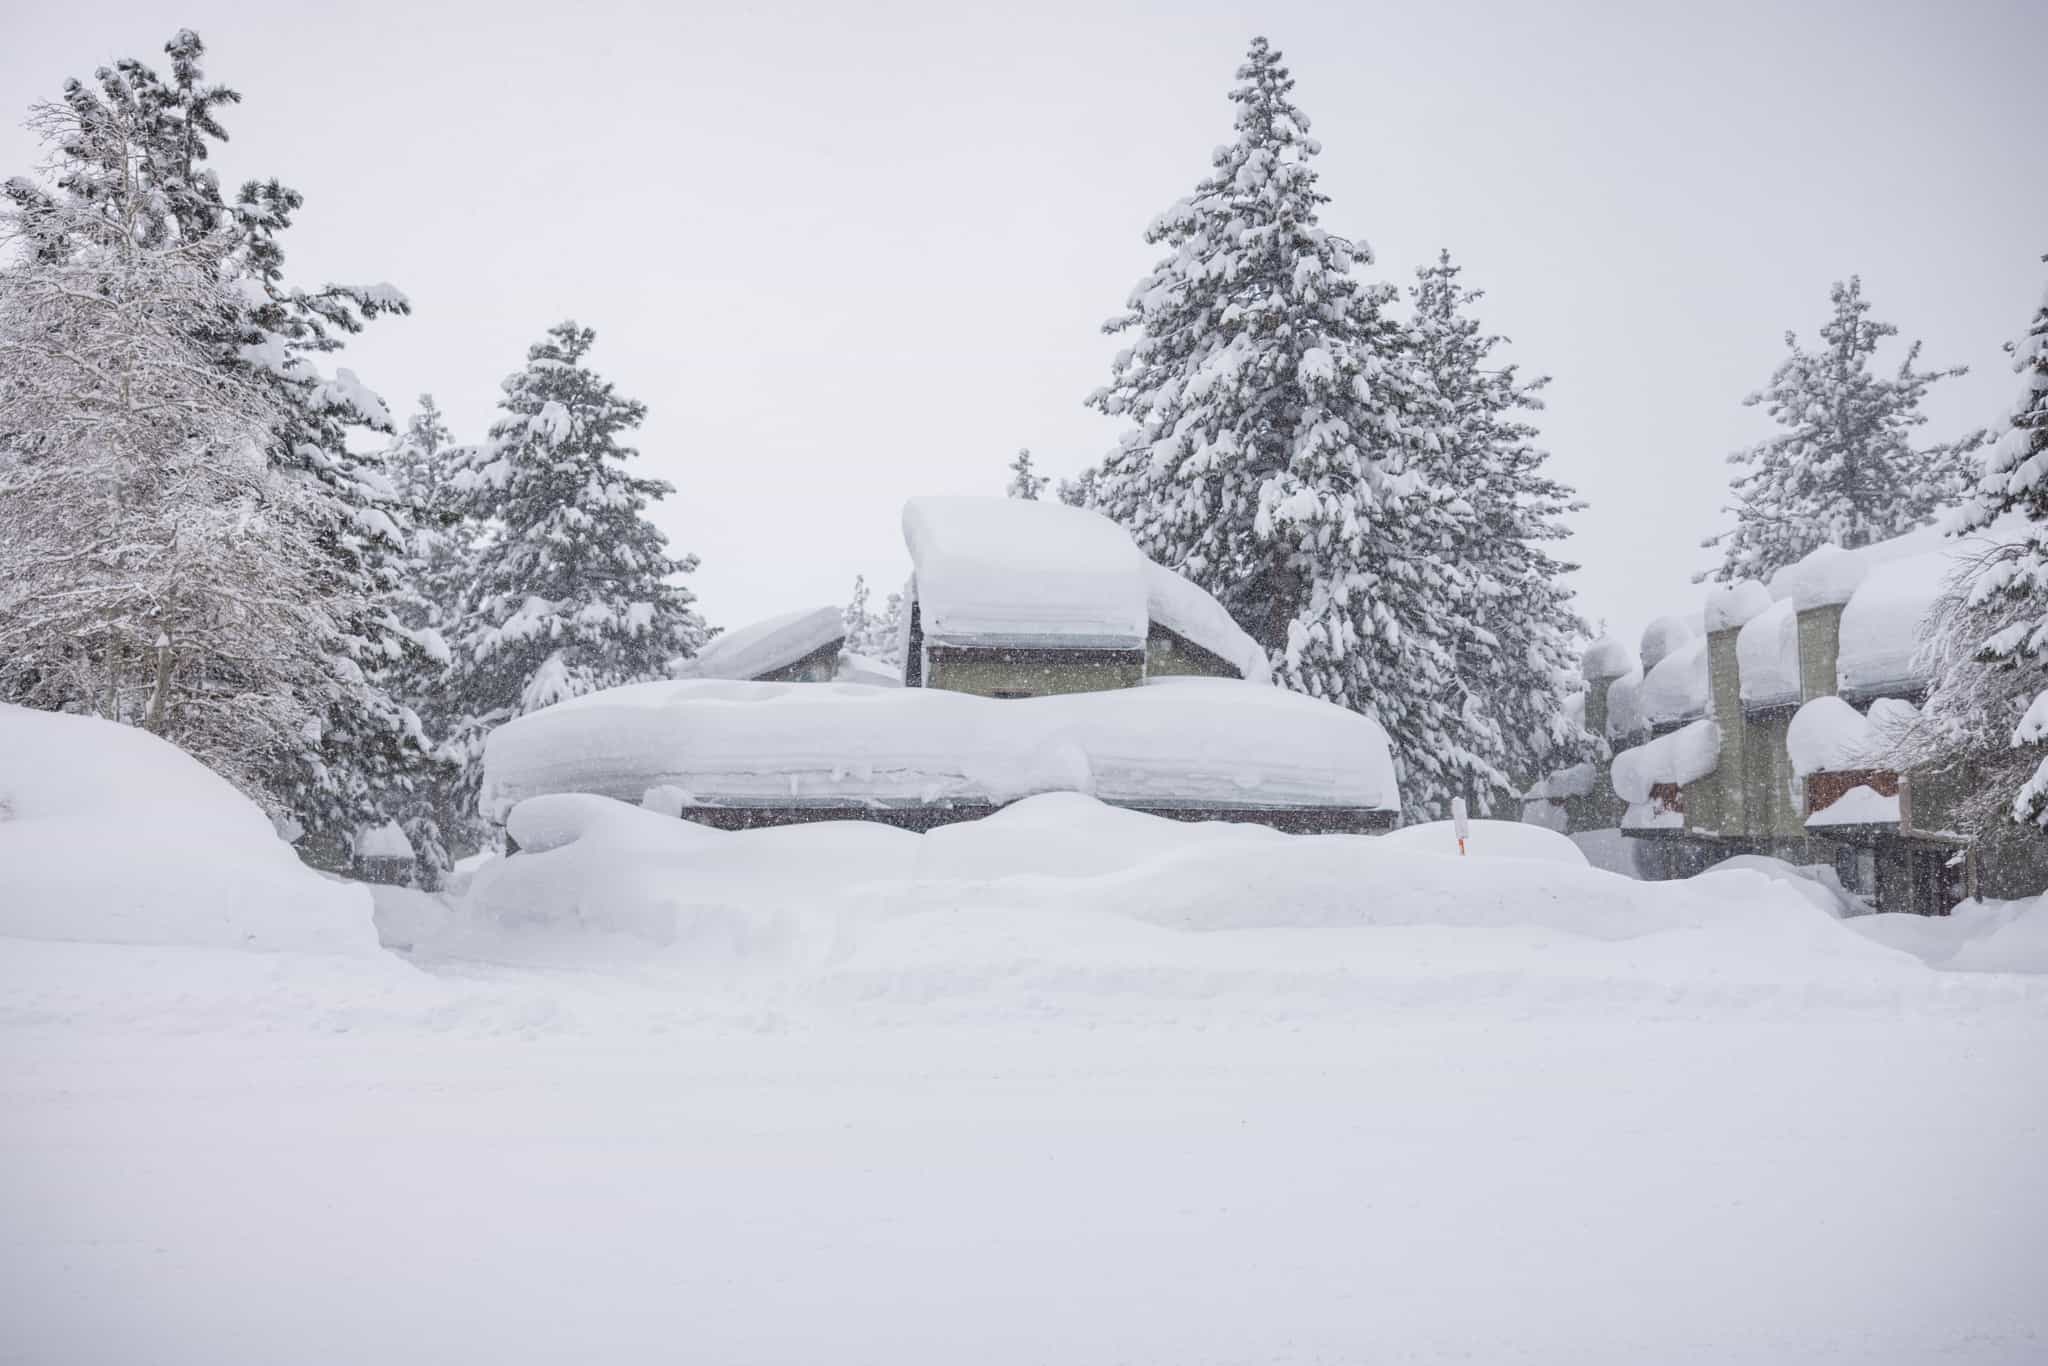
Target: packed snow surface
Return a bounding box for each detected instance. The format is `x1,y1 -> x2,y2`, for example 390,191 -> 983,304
677,604 -> 845,681
1638,637 -> 1709,727
1611,717 -> 1721,804
1140,558 -> 1270,682
5,718 -> 2048,1366
902,496 -> 1148,647
1737,597 -> 1800,705
481,677 -> 1399,821
0,705 -> 375,955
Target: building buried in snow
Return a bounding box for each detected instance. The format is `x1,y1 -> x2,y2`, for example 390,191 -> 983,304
483,497 -> 1395,835
1524,522 -> 2047,915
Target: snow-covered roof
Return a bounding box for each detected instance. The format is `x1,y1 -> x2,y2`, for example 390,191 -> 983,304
1836,549 -> 1949,698
1786,696 -> 1877,778
1806,784 -> 1901,830
1525,762 -> 1596,801
1611,718 -> 1721,805
1704,580 -> 1772,635
679,605 -> 846,682
1580,634 -> 1636,682
1737,598 -> 1800,708
354,820 -> 415,861
1640,638 -> 1710,728
1639,615 -> 1699,674
903,497 -> 1148,649
481,676 -> 1399,821
1140,560 -> 1270,684
833,651 -> 902,688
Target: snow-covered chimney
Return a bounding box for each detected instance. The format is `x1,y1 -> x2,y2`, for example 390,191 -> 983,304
1784,547 -> 1867,703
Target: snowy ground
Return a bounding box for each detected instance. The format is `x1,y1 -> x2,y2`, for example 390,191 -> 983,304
4,708 -> 2047,1364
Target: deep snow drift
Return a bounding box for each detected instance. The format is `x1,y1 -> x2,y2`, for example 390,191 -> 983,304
4,712 -> 2046,1366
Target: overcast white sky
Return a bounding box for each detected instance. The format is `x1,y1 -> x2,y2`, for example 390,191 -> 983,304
6,0 -> 2042,651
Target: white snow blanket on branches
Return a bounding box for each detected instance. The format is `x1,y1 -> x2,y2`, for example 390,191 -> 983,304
481,677 -> 1399,820
0,705 -> 375,955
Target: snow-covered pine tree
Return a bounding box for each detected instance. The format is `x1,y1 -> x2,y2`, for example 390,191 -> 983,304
1084,36 -> 1485,818
1703,276 -> 1983,582
1901,259 -> 2048,845
447,322 -> 707,813
1007,448 -> 1048,500
5,31 -> 438,870
840,575 -> 903,660
1056,466 -> 1097,508
0,85 -> 328,810
1408,251 -> 1590,804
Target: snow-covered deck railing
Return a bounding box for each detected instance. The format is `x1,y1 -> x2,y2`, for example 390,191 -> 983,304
1639,638 -> 1710,729
480,677 -> 1398,822
675,604 -> 846,681
1611,718 -> 1720,807
902,497 -> 1149,650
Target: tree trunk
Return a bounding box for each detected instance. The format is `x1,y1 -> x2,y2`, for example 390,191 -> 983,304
145,633 -> 172,733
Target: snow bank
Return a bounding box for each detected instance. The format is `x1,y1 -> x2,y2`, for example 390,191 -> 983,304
1141,559 -> 1269,683
1377,819 -> 1588,865
903,497 -> 1147,647
1849,895 -> 2048,973
1611,718 -> 1720,804
679,605 -> 845,682
1703,579 -> 1772,634
1737,598 -> 1800,706
1579,633 -> 1636,682
1639,614 -> 1698,673
481,677 -> 1400,821
0,705 -> 376,955
1806,785 -> 1900,829
1639,638 -> 1709,727
1696,855 -> 1864,918
1786,696 -> 1877,776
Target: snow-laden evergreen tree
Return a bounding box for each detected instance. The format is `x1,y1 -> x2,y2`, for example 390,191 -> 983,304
1899,259 -> 2048,845
1703,276 -> 1982,582
4,31 -> 436,868
1007,448 -> 1048,500
1408,251 -> 1590,802
1056,466 -> 1097,508
842,574 -> 899,658
447,322 -> 707,812
1084,36 -> 1485,817
0,90 -> 328,808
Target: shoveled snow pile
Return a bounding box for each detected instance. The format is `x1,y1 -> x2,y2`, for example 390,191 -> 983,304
677,604 -> 845,681
1639,637 -> 1709,726
0,705 -> 375,955
1140,558 -> 1270,683
903,497 -> 1148,647
1611,718 -> 1721,804
482,677 -> 1399,821
1737,598 -> 1800,705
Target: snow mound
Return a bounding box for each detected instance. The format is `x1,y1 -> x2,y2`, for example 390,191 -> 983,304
1639,614 -> 1698,673
679,605 -> 845,682
482,677 -> 1399,822
1848,895 -> 2048,973
1377,819 -> 1588,865
1580,633 -> 1636,682
1141,558 -> 1270,683
1704,579 -> 1773,634
1786,696 -> 1877,776
0,705 -> 376,955
1639,638 -> 1710,727
1697,855 -> 1864,918
1612,718 -> 1721,805
903,497 -> 1148,648
833,650 -> 902,687
1737,598 -> 1800,706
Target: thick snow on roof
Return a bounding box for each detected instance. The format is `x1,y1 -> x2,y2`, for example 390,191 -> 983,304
1768,523 -> 1951,611
1836,550 -> 1950,697
1737,599 -> 1801,706
1141,559 -> 1270,684
1580,634 -> 1636,682
1806,785 -> 1902,829
1640,638 -> 1710,727
354,820 -> 415,861
1639,615 -> 1698,674
482,677 -> 1398,821
903,497 -> 1148,648
1525,762 -> 1596,801
680,605 -> 845,682
1787,697 -> 1877,777
1611,718 -> 1721,805
1704,580 -> 1773,634
833,651 -> 902,687
1605,668 -> 1648,739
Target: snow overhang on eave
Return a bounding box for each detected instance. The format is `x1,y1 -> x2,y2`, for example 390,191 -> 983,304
923,633 -> 1147,653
